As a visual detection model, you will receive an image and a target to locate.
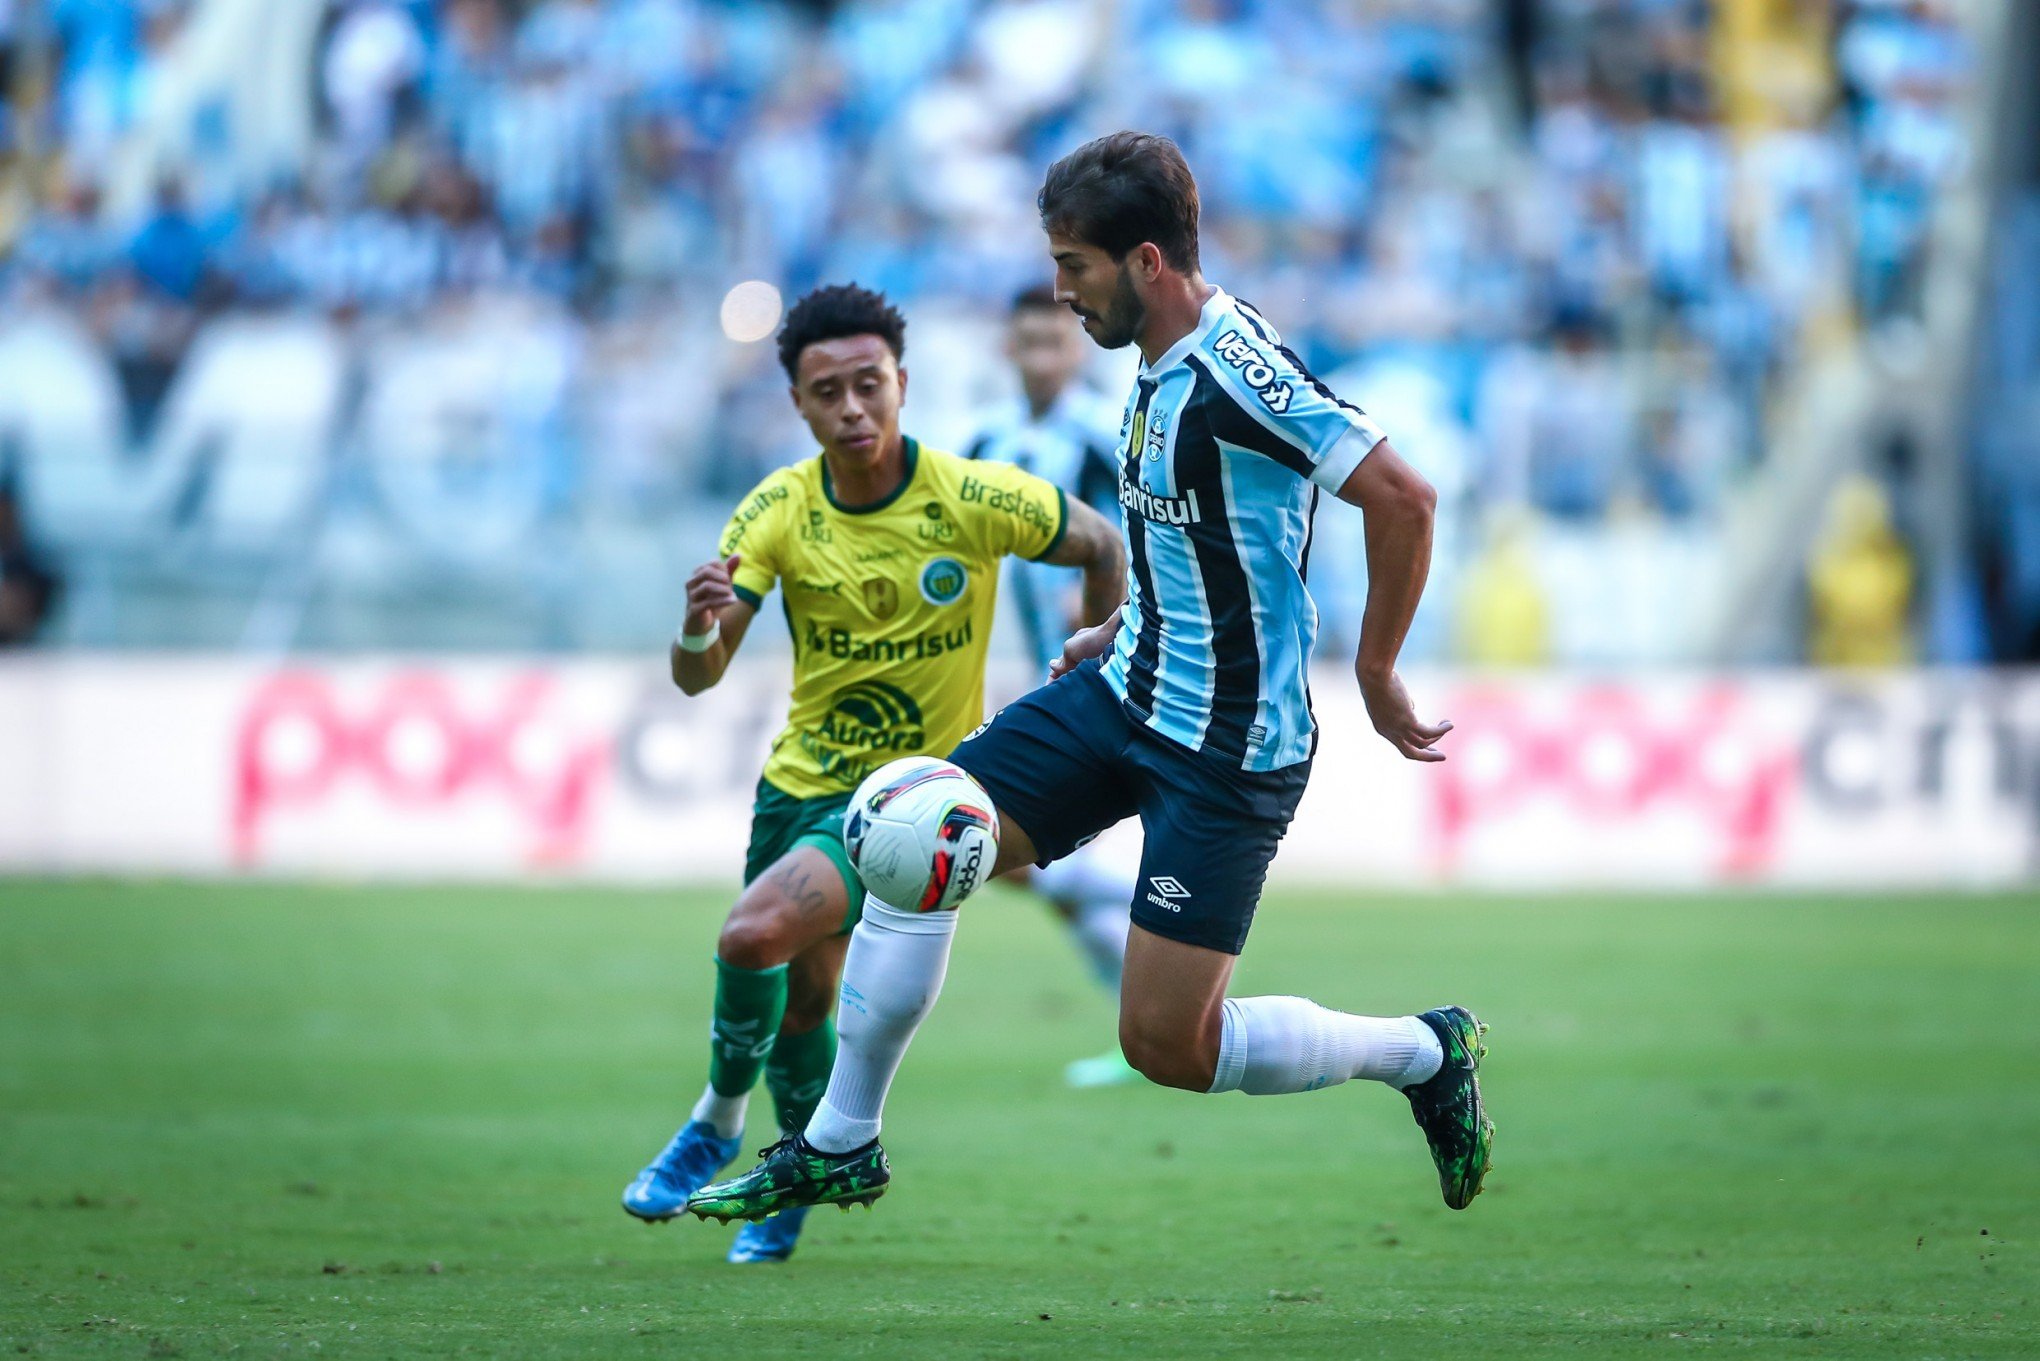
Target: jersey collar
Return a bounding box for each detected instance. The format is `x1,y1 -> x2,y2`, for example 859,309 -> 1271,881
1138,285 -> 1231,380
822,435 -> 920,514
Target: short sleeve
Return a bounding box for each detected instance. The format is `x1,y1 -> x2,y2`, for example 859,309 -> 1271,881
717,476 -> 790,605
1190,308 -> 1388,493
959,458 -> 1068,563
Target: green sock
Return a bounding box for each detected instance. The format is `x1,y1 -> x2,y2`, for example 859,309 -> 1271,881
764,1019 -> 837,1135
707,957 -> 789,1098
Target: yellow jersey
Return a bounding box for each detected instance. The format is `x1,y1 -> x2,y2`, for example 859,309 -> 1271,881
720,437 -> 1068,798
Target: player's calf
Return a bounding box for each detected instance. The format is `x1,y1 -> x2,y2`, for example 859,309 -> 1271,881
1117,1010 -> 1221,1091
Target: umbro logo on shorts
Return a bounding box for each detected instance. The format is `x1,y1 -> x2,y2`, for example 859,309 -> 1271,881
1145,875 -> 1190,912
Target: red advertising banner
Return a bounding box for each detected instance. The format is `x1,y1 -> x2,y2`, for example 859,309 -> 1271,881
2,658 -> 2034,887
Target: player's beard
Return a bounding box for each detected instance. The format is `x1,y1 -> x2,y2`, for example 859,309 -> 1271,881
1078,266 -> 1145,350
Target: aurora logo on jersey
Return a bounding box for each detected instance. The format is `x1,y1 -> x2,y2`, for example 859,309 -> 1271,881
805,680 -> 930,785
919,558 -> 968,605
1212,328 -> 1296,414
803,617 -> 974,661
1119,477 -> 1203,527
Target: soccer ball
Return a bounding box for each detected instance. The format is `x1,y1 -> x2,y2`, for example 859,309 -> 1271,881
843,757 -> 1000,912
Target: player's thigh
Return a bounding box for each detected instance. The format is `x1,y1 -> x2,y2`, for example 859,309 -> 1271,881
781,932 -> 849,1034
949,662 -> 1138,879
1124,735 -> 1310,958
719,843 -> 855,970
1118,924 -> 1236,1090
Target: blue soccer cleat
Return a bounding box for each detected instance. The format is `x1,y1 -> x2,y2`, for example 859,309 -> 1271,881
726,1203 -> 811,1263
622,1120 -> 742,1222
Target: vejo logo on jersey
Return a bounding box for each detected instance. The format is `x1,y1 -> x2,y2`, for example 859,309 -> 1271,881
919,557 -> 968,605
1213,329 -> 1295,414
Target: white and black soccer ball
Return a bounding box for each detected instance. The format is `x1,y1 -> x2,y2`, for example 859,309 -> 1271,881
843,757 -> 1000,913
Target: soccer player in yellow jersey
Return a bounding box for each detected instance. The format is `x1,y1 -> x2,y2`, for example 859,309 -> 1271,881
620,284 -> 1124,1262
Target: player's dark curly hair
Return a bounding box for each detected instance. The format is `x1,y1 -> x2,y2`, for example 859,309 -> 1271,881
776,283 -> 907,381
1038,131 -> 1201,273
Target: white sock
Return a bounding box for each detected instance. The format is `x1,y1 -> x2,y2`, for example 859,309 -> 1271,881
802,896 -> 958,1153
1206,997 -> 1443,1095
1035,852 -> 1132,989
1067,901 -> 1130,990
690,1084 -> 747,1140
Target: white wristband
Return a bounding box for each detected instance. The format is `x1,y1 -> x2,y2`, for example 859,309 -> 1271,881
676,618 -> 721,652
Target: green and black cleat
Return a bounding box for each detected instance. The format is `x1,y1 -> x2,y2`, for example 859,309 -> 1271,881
1406,1006 -> 1493,1210
684,1133 -> 890,1224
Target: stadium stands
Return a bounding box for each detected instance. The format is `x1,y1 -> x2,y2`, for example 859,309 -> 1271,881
0,0 -> 1985,659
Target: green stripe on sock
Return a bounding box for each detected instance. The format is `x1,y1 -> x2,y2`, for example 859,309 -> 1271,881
707,956 -> 789,1098
764,1018 -> 836,1134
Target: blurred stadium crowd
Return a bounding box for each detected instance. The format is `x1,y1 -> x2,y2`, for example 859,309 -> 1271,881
0,0 -> 1983,660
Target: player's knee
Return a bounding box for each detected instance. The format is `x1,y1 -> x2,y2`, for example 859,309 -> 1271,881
1118,1019 -> 1217,1092
716,906 -> 800,971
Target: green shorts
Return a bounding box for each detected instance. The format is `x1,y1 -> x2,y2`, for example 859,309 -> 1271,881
743,777 -> 866,934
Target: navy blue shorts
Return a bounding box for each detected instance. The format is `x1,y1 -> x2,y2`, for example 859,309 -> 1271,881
949,661 -> 1310,955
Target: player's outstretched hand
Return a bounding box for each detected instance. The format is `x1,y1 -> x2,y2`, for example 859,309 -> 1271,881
1358,667 -> 1452,762
1049,617 -> 1120,680
684,554 -> 742,635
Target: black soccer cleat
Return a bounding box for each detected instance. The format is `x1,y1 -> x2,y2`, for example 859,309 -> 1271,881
1405,1006 -> 1493,1210
684,1132 -> 890,1224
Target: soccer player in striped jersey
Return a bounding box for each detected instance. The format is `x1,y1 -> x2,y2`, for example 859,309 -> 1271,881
965,285 -> 1140,1088
689,134 -> 1490,1227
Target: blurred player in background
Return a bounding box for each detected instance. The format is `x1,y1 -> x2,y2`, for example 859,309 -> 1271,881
964,285 -> 1140,1089
689,133 -> 1489,1228
621,283 -> 1124,1263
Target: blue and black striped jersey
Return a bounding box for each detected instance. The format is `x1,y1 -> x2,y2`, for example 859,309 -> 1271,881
1101,287 -> 1386,771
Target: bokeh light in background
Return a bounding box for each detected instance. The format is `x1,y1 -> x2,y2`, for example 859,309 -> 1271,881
720,281 -> 785,344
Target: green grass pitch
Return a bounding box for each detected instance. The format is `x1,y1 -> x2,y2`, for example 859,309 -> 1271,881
2,879 -> 2034,1358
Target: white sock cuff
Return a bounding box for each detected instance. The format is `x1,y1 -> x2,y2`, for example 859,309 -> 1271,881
805,1096 -> 880,1154
690,1085 -> 747,1140
1208,997 -> 1249,1093
862,895 -> 960,937
1390,1016 -> 1445,1088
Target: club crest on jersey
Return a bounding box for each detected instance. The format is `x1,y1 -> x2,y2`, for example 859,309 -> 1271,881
918,557 -> 968,605
1144,412 -> 1167,461
1212,329 -> 1295,414
862,577 -> 899,619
